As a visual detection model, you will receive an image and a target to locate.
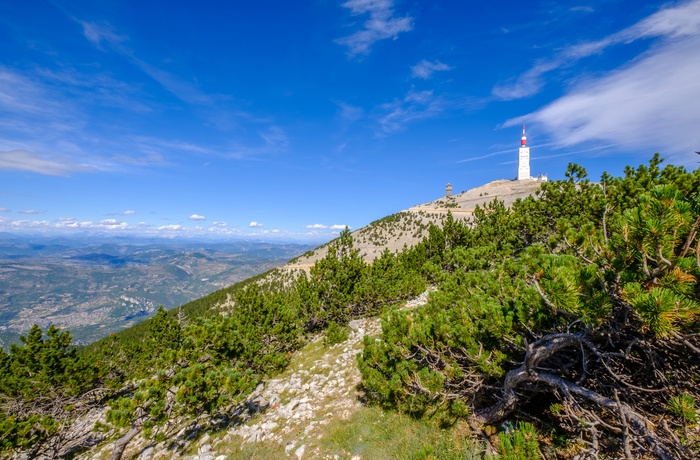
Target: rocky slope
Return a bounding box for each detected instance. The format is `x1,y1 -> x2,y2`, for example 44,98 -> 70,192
81,292 -> 431,460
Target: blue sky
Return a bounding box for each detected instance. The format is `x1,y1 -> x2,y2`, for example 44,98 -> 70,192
1,0 -> 699,241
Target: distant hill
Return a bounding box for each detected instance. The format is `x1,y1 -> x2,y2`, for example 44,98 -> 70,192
0,237 -> 314,349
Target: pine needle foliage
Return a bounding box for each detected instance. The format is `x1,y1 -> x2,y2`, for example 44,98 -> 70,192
359,156 -> 700,458
2,155 -> 699,459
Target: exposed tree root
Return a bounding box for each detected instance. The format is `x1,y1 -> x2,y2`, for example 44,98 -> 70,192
472,330 -> 699,459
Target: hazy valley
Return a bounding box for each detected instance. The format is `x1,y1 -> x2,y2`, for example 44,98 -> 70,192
0,234 -> 313,348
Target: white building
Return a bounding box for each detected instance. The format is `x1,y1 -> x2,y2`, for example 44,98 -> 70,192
517,125 -> 530,181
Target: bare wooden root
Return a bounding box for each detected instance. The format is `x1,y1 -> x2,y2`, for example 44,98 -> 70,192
470,326 -> 700,459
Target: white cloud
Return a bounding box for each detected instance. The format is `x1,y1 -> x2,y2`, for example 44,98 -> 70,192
493,0 -> 700,100
19,209 -> 45,215
106,210 -> 137,216
189,214 -> 206,221
0,215 -> 330,241
0,149 -> 95,176
0,208 -> 10,212
336,0 -> 413,56
212,221 -> 228,227
96,219 -> 129,229
506,34 -> 700,163
306,223 -> 349,230
249,221 -> 264,228
411,60 -> 453,79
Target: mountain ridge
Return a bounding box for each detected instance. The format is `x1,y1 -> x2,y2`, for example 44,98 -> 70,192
286,179 -> 543,270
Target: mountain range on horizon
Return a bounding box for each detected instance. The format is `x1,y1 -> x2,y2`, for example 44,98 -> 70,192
0,238 -> 314,349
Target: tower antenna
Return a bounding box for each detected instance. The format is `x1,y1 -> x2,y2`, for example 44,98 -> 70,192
517,125 -> 530,180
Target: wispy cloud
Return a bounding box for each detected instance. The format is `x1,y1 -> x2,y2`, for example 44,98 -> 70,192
106,210 -> 136,216
506,34 -> 700,162
249,221 -> 264,228
456,149 -> 513,163
0,208 -> 10,212
492,61 -> 560,101
226,126 -> 289,159
411,60 -> 453,79
19,209 -> 46,215
377,89 -> 445,134
78,20 -> 214,106
570,6 -> 594,14
335,101 -> 365,126
0,149 -> 95,176
79,21 -> 127,48
336,0 -> 413,56
77,19 -> 286,154
0,65 -> 165,175
0,67 -> 68,117
493,0 -> 700,100
189,214 -> 206,221
130,125 -> 288,161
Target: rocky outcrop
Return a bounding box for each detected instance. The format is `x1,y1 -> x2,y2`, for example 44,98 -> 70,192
219,316 -> 381,457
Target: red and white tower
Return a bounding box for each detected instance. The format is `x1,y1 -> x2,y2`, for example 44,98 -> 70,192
517,125 -> 531,180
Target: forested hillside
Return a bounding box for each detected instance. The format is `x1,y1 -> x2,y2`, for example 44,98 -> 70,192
1,155 -> 699,459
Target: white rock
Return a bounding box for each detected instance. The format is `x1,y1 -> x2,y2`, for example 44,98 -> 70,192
199,443 -> 211,454
262,421 -> 278,431
295,444 -> 306,459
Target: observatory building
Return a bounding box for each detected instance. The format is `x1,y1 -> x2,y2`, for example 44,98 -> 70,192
517,125 -> 530,181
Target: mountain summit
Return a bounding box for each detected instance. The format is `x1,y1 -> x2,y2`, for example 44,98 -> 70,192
287,179 -> 542,269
